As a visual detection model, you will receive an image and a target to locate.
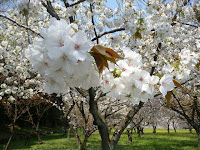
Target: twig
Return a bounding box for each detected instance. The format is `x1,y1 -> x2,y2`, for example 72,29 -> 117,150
62,0 -> 74,23
90,3 -> 99,44
172,21 -> 199,28
0,13 -> 43,38
172,0 -> 191,21
41,0 -> 60,20
150,42 -> 161,75
91,28 -> 125,41
66,0 -> 86,8
26,0 -> 31,44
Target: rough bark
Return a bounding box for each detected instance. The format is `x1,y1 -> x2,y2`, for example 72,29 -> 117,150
141,127 -> 144,135
88,88 -> 110,150
36,122 -> 43,144
127,129 -> 132,143
137,126 -> 141,138
80,137 -> 88,150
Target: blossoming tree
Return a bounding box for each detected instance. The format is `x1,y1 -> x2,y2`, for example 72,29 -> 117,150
0,0 -> 200,149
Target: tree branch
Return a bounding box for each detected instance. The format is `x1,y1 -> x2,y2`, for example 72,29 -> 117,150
91,28 -> 125,41
171,92 -> 193,124
0,13 -> 43,38
41,0 -> 60,20
110,101 -> 144,150
88,87 -> 110,150
172,0 -> 191,21
150,42 -> 161,75
65,0 -> 86,8
172,21 -> 199,28
90,3 -> 99,44
62,0 -> 74,23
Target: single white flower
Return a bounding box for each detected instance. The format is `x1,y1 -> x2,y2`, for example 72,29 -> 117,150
67,31 -> 93,63
159,74 -> 175,97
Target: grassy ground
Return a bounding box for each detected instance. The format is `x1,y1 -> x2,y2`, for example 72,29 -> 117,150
0,128 -> 198,150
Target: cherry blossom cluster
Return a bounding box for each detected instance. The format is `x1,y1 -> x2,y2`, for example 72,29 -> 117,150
0,39 -> 40,102
18,0 -> 41,16
1,0 -> 199,106
25,18 -> 99,94
101,47 -> 175,104
179,48 -> 199,69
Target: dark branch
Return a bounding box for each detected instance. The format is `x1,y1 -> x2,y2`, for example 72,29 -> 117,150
91,28 -> 125,41
62,0 -> 74,23
171,92 -> 192,124
90,3 -> 99,44
41,0 -> 60,20
172,0 -> 191,21
66,0 -> 86,8
150,42 -> 161,75
0,13 -> 43,38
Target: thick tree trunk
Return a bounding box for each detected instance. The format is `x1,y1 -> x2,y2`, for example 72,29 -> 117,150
174,128 -> 176,133
141,127 -> 144,135
36,131 -> 43,144
137,127 -> 141,138
88,88 -> 110,150
167,124 -> 170,135
98,128 -> 110,150
80,138 -> 88,150
68,128 -> 71,139
36,122 -> 43,144
153,126 -> 156,133
189,128 -> 192,134
88,88 -> 144,150
133,127 -> 136,133
127,129 -> 132,143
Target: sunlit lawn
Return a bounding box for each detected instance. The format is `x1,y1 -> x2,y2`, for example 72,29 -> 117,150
0,128 -> 198,150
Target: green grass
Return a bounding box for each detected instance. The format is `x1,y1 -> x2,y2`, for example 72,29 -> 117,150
0,128 -> 198,150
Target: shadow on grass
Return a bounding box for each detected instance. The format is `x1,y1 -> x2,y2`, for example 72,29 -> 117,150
0,130 -> 198,150
0,132 -> 77,150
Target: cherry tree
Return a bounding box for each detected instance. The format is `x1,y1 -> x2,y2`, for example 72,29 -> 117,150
168,81 -> 200,146
0,0 -> 200,150
142,99 -> 162,134
23,93 -> 54,144
66,89 -> 97,150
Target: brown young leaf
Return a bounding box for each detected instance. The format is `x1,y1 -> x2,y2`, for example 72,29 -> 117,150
173,80 -> 183,89
91,52 -> 109,74
172,80 -> 186,92
105,47 -> 123,59
91,45 -> 123,59
196,59 -> 200,70
91,45 -> 112,58
90,45 -> 124,73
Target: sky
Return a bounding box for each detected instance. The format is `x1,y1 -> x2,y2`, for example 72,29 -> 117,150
105,0 -> 200,11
